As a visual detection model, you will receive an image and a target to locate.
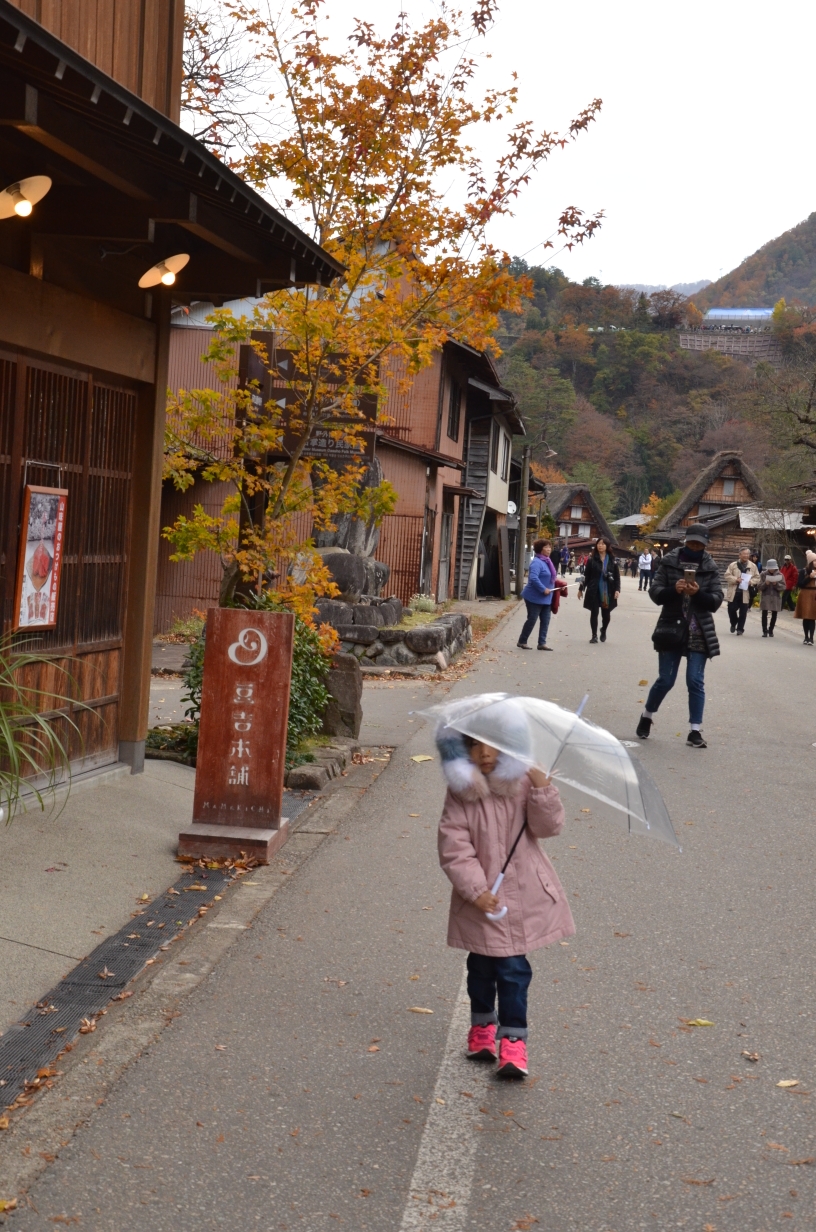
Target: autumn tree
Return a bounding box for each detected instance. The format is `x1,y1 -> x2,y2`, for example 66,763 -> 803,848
167,0 -> 603,613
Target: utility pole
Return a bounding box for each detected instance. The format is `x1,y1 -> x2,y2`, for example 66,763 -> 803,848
514,443 -> 531,597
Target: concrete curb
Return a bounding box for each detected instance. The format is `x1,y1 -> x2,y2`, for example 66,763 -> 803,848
0,750 -> 392,1206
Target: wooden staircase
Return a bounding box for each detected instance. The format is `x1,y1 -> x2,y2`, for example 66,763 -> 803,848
454,430 -> 489,598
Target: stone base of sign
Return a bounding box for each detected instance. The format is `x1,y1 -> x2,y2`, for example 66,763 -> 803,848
177,819 -> 289,864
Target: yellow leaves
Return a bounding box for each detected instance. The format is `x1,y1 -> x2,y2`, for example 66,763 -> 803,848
408,1007 -> 434,1014
410,754 -> 434,763
0,1115 -> 9,1130
0,1199 -> 17,1212
777,1079 -> 799,1088
679,1018 -> 715,1028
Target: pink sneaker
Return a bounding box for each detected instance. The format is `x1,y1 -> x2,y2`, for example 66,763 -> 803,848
497,1036 -> 528,1078
466,1023 -> 497,1060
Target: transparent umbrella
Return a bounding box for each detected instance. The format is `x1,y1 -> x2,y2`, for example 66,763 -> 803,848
416,692 -> 679,850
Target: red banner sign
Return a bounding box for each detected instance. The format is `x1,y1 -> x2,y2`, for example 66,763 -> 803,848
191,609 -> 295,828
14,485 -> 68,631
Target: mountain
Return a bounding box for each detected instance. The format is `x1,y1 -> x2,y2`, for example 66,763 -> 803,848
695,213 -> 816,308
619,280 -> 711,296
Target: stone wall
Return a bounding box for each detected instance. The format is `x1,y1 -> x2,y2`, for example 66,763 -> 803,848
314,596 -> 472,671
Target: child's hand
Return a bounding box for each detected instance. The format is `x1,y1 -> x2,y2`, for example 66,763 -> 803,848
528,767 -> 552,788
473,890 -> 500,913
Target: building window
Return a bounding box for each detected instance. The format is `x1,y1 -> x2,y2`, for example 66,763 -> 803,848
570,505 -> 583,519
577,524 -> 591,538
446,383 -> 461,442
490,423 -> 500,473
559,522 -> 572,537
722,478 -> 735,496
500,433 -> 510,481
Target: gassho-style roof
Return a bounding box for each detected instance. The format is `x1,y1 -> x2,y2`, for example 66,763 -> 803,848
543,483 -> 617,544
657,451 -> 764,531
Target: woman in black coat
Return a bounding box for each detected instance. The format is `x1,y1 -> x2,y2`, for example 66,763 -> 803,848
578,537 -> 621,643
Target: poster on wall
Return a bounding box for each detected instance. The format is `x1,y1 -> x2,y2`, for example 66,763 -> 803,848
13,485 -> 69,631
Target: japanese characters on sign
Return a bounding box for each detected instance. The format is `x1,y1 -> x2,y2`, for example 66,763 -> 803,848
13,485 -> 69,630
191,610 -> 294,828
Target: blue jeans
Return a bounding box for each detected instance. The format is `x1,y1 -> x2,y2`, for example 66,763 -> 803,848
639,569 -> 650,590
645,651 -> 707,726
467,952 -> 532,1039
519,600 -> 552,647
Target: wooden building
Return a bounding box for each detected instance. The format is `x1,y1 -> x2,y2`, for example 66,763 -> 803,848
0,2 -> 338,774
155,330 -> 524,625
654,452 -> 764,569
543,484 -> 617,553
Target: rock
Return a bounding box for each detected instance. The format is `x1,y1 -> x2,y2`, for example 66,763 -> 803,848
405,626 -> 447,655
364,640 -> 384,658
434,650 -> 448,670
333,624 -> 379,645
377,642 -> 419,667
379,627 -> 409,644
321,652 -> 363,738
364,558 -> 390,597
378,601 -> 398,626
314,599 -> 353,628
320,551 -> 368,603
287,763 -> 329,790
434,612 -> 468,639
352,604 -> 384,627
386,596 -> 404,623
351,643 -> 367,658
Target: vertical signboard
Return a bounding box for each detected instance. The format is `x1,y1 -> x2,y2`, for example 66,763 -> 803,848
179,608 -> 295,862
13,485 -> 68,630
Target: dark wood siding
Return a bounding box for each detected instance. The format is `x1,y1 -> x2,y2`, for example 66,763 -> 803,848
0,349 -> 137,771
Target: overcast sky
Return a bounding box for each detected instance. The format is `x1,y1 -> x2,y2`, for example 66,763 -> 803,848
317,0 -> 816,290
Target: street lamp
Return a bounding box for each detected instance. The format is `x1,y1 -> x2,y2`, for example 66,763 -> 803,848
138,253 -> 190,288
0,175 -> 52,219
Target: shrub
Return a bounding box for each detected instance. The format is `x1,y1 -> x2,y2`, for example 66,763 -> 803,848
408,592 -> 437,613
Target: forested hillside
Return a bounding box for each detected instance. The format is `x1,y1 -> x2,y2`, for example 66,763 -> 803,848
695,213 -> 816,310
498,264 -> 772,517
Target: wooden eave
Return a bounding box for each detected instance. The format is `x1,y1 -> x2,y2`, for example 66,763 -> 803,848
0,1 -> 342,317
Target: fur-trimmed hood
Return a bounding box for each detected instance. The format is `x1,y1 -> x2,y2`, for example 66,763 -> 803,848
435,723 -> 528,802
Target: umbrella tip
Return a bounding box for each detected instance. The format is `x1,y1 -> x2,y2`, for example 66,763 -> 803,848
575,693 -> 590,717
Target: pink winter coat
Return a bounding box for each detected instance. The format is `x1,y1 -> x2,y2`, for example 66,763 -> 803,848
438,774 -> 575,958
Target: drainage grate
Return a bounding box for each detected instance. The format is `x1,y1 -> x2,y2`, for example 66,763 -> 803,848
0,867 -> 233,1107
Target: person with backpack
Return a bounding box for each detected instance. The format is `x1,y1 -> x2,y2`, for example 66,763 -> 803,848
636,524 -> 723,749
781,555 -> 799,612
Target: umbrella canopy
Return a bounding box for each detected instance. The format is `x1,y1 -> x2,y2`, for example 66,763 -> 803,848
417,693 -> 679,848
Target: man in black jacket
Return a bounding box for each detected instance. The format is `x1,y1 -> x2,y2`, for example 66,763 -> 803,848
636,524 -> 723,749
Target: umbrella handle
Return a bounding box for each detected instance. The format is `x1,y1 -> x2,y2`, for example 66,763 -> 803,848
485,871 -> 508,922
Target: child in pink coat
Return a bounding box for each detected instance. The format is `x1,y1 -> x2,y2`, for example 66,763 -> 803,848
436,707 -> 574,1078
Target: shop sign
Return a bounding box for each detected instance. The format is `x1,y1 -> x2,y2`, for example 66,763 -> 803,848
13,485 -> 68,630
191,609 -> 295,828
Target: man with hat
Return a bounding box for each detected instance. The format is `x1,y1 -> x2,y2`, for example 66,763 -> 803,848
724,546 -> 760,635
636,524 -> 723,749
781,554 -> 799,612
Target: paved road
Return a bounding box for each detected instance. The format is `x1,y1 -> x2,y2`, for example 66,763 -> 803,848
11,579 -> 816,1230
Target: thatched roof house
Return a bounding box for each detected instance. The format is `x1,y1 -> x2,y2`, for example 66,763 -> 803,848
656,452 -> 763,533
544,483 -> 619,550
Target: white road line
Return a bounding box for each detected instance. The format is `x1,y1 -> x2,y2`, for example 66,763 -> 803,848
399,968 -> 491,1230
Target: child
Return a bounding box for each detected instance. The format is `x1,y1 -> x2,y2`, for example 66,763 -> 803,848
436,702 -> 574,1079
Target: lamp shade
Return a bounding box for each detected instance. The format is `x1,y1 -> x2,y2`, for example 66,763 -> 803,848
138,253 -> 190,289
0,175 -> 52,219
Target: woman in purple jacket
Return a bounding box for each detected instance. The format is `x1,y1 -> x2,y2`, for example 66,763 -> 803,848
517,538 -> 558,651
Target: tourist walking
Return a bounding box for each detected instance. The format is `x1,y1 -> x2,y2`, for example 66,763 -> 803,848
435,700 -> 574,1078
578,537 -> 621,644
725,547 -> 760,635
758,559 -> 786,637
638,548 -> 653,590
517,538 -> 557,651
794,551 -> 816,646
781,555 -> 799,611
559,543 -> 570,577
636,524 -> 723,749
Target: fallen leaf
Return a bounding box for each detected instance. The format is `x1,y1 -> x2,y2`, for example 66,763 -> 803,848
409,974 -> 420,981
600,1154 -> 617,1161
367,1045 -> 380,1052
408,1007 -> 434,1014
511,1216 -> 539,1230
613,931 -> 630,938
638,679 -> 648,686
680,1018 -> 714,1027
360,1188 -> 371,1197
768,1143 -> 789,1151
184,884 -> 208,892
777,1080 -> 799,1088
98,966 -> 115,980
788,1157 -> 815,1166
741,1051 -> 760,1062
0,1116 -> 8,1130
79,1017 -> 96,1034
682,1176 -> 715,1186
140,893 -> 149,901
410,755 -> 434,763
580,808 -> 591,813
408,813 -> 420,817
0,1199 -> 17,1212
435,1098 -> 446,1105
214,1044 -> 227,1051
